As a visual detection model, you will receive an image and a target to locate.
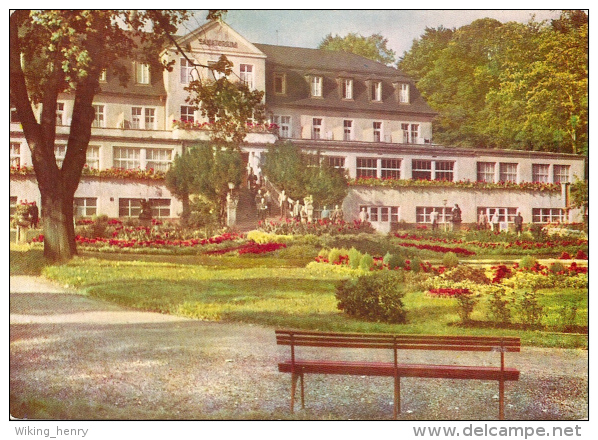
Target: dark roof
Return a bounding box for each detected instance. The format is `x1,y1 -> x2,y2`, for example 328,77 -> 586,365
254,43 -> 436,117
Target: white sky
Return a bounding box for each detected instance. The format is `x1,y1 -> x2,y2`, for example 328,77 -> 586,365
182,9 -> 564,60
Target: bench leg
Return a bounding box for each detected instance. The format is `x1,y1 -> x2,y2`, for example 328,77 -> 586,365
499,379 -> 505,420
290,373 -> 298,413
394,376 -> 401,419
300,372 -> 305,409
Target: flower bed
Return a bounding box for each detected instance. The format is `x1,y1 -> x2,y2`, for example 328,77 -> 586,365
11,165 -> 166,181
258,218 -> 374,236
427,288 -> 471,298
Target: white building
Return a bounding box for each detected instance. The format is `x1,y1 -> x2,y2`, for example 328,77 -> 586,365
10,20 -> 585,231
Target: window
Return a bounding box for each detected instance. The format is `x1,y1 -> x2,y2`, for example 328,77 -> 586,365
10,196 -> 18,218
74,197 -> 97,217
92,105 -> 105,128
371,81 -> 382,101
310,76 -> 323,97
477,162 -> 496,183
312,118 -> 323,139
434,161 -> 454,181
412,159 -> 432,180
532,164 -> 550,183
272,115 -> 291,138
343,120 -> 353,141
341,78 -> 353,99
399,83 -> 410,103
99,69 -> 107,82
56,102 -> 65,125
401,123 -> 419,143
131,107 -> 156,130
381,159 -> 401,179
356,158 -> 377,178
150,199 -> 171,218
119,198 -> 142,217
305,154 -> 321,168
373,122 -> 382,142
181,106 -> 195,123
86,146 -> 100,169
54,145 -> 67,168
532,208 -> 566,223
180,58 -> 195,84
113,147 -> 140,169
416,207 -> 450,224
10,143 -> 21,168
240,64 -> 253,88
146,148 -> 173,172
274,73 -> 286,94
499,163 -> 518,182
479,207 -> 518,223
325,156 -> 345,169
135,62 -> 150,84
553,165 -> 570,184
362,205 -> 400,223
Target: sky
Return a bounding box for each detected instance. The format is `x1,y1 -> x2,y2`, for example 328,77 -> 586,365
181,9 -> 564,61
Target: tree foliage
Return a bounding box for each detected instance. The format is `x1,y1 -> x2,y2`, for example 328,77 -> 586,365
261,142 -> 348,208
165,143 -> 244,226
10,10 -> 190,261
184,55 -> 266,144
318,32 -> 396,65
398,11 -> 588,155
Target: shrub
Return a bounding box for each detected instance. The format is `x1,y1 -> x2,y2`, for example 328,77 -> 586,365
442,252 -> 460,268
549,261 -> 566,274
410,257 -> 422,273
485,285 -> 512,324
442,265 -> 491,285
519,255 -> 538,270
556,301 -> 579,331
516,291 -> 545,326
335,271 -> 407,323
277,244 -> 320,260
328,248 -> 344,264
359,253 -> 374,271
384,253 -> 406,270
348,247 -> 362,269
455,290 -> 478,324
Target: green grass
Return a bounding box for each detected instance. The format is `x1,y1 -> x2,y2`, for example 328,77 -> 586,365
10,244 -> 587,349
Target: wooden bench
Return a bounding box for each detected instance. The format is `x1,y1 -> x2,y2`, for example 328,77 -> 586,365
275,330 -> 520,419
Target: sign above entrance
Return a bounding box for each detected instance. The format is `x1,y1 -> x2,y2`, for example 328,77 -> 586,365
198,38 -> 238,48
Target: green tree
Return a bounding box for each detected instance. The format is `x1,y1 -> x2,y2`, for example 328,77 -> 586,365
165,143 -> 244,226
10,10 -> 190,261
261,142 -> 348,208
398,26 -> 454,81
318,32 -> 396,65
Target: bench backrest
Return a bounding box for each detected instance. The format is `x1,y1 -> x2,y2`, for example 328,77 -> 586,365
276,330 -> 521,353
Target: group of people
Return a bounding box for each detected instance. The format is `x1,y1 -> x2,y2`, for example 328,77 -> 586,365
430,204 -> 462,231
478,210 -> 524,235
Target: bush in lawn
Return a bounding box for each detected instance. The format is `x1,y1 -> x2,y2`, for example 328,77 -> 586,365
359,253 -> 374,271
328,248 -> 344,264
442,252 -> 460,268
277,244 -> 320,260
455,290 -> 478,324
485,285 -> 512,324
383,252 -> 405,270
409,257 -> 422,273
556,301 -> 580,332
516,291 -> 545,327
549,261 -> 566,274
519,255 -> 538,270
348,247 -> 362,269
442,265 -> 491,285
335,271 -> 407,323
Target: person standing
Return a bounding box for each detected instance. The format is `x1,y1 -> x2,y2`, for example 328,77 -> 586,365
514,211 -> 524,236
332,205 -> 344,223
320,205 -> 330,223
478,210 -> 488,230
451,204 -> 462,231
358,207 -> 369,223
279,190 -> 288,219
491,211 -> 500,232
30,201 -> 39,228
430,209 -> 439,231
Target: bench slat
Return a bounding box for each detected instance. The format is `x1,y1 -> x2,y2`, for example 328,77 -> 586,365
279,360 -> 520,381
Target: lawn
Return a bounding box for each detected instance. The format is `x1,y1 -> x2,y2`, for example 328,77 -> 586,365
11,236 -> 587,350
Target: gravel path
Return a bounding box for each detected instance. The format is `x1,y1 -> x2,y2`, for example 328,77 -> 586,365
10,276 -> 588,420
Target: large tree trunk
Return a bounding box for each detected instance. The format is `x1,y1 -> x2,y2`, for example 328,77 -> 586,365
40,190 -> 77,261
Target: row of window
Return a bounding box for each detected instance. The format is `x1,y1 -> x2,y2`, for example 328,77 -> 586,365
271,114 -> 419,143
352,158 -> 569,183
358,205 -> 567,224
9,196 -> 171,219
10,143 -> 173,173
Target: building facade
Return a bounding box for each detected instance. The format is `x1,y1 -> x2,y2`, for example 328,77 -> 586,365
10,20 -> 585,230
